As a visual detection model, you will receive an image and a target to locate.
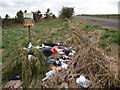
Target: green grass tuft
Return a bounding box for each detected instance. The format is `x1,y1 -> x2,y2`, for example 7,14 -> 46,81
83,24 -> 102,31
101,28 -> 120,44
98,41 -> 107,48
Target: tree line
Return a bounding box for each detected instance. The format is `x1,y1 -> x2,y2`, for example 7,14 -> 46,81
2,7 -> 74,28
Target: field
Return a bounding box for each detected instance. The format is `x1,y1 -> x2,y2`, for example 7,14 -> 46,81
3,17 -> 119,63
80,14 -> 120,19
2,17 -> 120,88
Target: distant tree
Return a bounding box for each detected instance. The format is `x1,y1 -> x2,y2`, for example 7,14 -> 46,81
3,14 -> 11,27
24,10 -> 27,13
16,10 -> 24,24
44,8 -> 50,19
5,14 -> 10,19
44,8 -> 54,19
59,7 -> 74,18
37,10 -> 42,18
52,14 -> 56,18
32,10 -> 42,22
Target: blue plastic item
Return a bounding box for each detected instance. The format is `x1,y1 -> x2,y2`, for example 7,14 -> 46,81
47,59 -> 55,63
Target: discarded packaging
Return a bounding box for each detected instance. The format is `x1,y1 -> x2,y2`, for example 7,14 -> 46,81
76,75 -> 92,88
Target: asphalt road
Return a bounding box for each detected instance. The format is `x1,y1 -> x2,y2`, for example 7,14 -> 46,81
79,16 -> 119,30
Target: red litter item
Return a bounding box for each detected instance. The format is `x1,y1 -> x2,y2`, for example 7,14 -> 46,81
61,47 -> 65,50
51,48 -> 58,54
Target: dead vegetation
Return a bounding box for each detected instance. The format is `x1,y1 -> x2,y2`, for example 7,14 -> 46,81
41,19 -> 120,88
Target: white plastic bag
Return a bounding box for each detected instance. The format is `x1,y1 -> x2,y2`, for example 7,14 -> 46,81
76,75 -> 92,88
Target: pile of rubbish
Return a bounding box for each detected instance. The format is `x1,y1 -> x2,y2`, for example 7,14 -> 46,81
23,41 -> 94,88
24,42 -> 76,82
4,37 -> 120,88
3,41 -> 94,89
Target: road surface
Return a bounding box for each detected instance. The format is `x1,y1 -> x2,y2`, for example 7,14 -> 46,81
79,16 -> 119,30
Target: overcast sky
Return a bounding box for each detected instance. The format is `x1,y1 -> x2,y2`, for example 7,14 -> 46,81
0,0 -> 119,18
